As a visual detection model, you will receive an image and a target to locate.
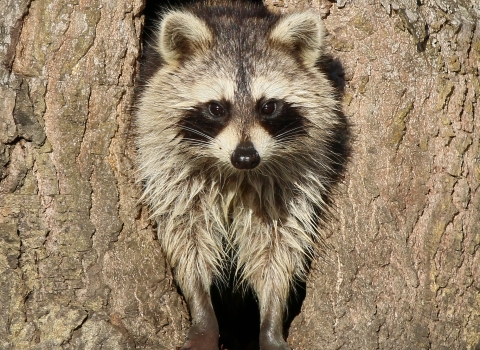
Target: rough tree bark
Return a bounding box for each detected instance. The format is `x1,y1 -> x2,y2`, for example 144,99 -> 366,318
0,0 -> 479,349
0,1 -> 188,349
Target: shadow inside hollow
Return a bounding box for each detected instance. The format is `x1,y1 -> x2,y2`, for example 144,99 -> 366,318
210,272 -> 308,350
211,280 -> 260,350
319,54 -> 347,95
318,54 -> 351,177
211,279 -> 308,350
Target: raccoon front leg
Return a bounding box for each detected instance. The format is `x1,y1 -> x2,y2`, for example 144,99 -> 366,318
254,265 -> 295,350
258,295 -> 291,350
179,283 -> 219,350
161,221 -> 222,350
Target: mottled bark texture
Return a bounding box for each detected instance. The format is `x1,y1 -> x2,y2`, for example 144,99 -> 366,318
0,1 -> 188,349
1,0 -> 479,349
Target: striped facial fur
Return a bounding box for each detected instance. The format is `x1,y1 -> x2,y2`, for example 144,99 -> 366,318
135,2 -> 348,350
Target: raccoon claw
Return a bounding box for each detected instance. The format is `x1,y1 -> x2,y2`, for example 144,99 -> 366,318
179,325 -> 219,350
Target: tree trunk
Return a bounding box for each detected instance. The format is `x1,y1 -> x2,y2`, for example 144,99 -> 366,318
1,0 -> 479,349
0,1 -> 188,349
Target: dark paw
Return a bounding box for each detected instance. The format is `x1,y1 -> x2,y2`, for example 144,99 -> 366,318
179,338 -> 219,350
259,332 -> 291,350
259,342 -> 291,350
179,324 -> 219,350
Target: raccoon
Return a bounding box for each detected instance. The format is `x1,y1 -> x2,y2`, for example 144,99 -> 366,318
135,2 -> 348,349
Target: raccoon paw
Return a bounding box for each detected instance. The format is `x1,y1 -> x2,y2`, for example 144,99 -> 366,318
259,332 -> 291,350
179,324 -> 219,350
259,342 -> 291,350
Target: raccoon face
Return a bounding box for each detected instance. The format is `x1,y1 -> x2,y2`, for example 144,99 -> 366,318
139,5 -> 336,175
177,94 -> 308,171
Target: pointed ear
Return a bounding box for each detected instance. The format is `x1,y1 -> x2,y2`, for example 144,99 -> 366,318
269,12 -> 325,68
157,10 -> 213,65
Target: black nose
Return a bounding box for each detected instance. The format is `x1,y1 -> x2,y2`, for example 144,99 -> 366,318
231,141 -> 260,170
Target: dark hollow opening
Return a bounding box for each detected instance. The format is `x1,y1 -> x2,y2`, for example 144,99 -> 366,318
210,276 -> 307,350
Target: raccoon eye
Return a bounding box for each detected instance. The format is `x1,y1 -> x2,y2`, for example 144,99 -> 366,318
261,101 -> 277,116
208,103 -> 225,117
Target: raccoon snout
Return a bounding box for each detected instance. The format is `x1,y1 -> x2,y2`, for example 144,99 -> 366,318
231,141 -> 260,170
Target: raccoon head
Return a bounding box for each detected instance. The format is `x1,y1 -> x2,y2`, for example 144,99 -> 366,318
138,4 -> 339,180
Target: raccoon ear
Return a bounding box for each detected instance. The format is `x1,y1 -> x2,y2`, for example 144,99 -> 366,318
157,11 -> 213,65
269,11 -> 325,68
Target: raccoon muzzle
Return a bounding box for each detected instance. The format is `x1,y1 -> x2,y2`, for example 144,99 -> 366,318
231,140 -> 260,170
